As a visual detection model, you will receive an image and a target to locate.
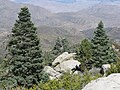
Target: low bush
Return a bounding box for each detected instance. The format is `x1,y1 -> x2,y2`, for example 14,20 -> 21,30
7,72 -> 100,90
107,61 -> 120,76
29,72 -> 101,90
0,59 -> 101,90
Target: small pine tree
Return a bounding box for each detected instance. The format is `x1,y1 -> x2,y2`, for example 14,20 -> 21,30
7,7 -> 48,87
52,37 -> 69,58
91,21 -> 118,67
76,39 -> 92,70
62,38 -> 69,52
43,51 -> 53,66
52,37 -> 63,56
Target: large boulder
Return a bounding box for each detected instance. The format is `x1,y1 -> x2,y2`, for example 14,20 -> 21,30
52,52 -> 76,66
43,66 -> 62,80
54,60 -> 81,73
82,73 -> 120,90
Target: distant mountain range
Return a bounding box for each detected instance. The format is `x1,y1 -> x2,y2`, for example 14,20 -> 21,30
10,0 -> 120,12
0,0 -> 120,58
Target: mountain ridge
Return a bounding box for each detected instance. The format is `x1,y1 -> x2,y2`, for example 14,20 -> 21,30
0,0 -> 120,58
10,0 -> 120,12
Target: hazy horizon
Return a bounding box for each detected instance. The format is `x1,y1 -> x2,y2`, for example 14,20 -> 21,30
9,0 -> 120,13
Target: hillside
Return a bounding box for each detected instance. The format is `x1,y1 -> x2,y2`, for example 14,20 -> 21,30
1,0 -> 120,58
2,0 -> 120,31
12,0 -> 120,13
57,3 -> 120,30
83,27 -> 120,43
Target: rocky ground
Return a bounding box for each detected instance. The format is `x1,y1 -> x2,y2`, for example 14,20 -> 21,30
43,52 -> 120,90
82,73 -> 120,90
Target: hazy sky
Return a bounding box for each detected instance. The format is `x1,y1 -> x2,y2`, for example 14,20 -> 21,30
9,0 -> 120,12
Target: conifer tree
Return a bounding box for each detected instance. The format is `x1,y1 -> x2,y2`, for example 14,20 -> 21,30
52,37 -> 62,56
62,38 -> 69,52
91,21 -> 118,67
43,51 -> 53,66
76,39 -> 92,70
7,7 -> 48,87
52,37 -> 69,59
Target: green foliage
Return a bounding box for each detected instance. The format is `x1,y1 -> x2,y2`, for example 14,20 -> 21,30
6,7 -> 48,87
0,76 -> 18,90
51,37 -> 70,59
52,37 -> 62,56
0,72 -> 101,90
91,21 -> 118,67
0,59 -> 8,76
61,38 -> 69,52
28,73 -> 101,90
43,51 -> 53,66
107,61 -> 120,75
69,44 -> 80,53
76,39 -> 92,70
111,42 -> 120,57
0,58 -> 11,90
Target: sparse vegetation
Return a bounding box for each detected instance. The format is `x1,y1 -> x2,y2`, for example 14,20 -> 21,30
107,61 -> 120,76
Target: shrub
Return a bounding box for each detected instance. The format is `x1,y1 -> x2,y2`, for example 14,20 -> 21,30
28,72 -> 101,90
107,61 -> 120,76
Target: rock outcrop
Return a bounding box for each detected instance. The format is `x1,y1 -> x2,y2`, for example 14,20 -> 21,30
44,52 -> 81,79
52,52 -> 76,66
82,73 -> 120,90
43,66 -> 62,80
54,60 -> 81,73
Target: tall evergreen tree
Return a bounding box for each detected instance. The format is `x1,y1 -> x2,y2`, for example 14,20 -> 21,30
91,21 -> 118,67
76,39 -> 92,70
7,7 -> 48,87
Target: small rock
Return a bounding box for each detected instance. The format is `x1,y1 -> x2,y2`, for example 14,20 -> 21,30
89,67 -> 101,75
101,64 -> 111,76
